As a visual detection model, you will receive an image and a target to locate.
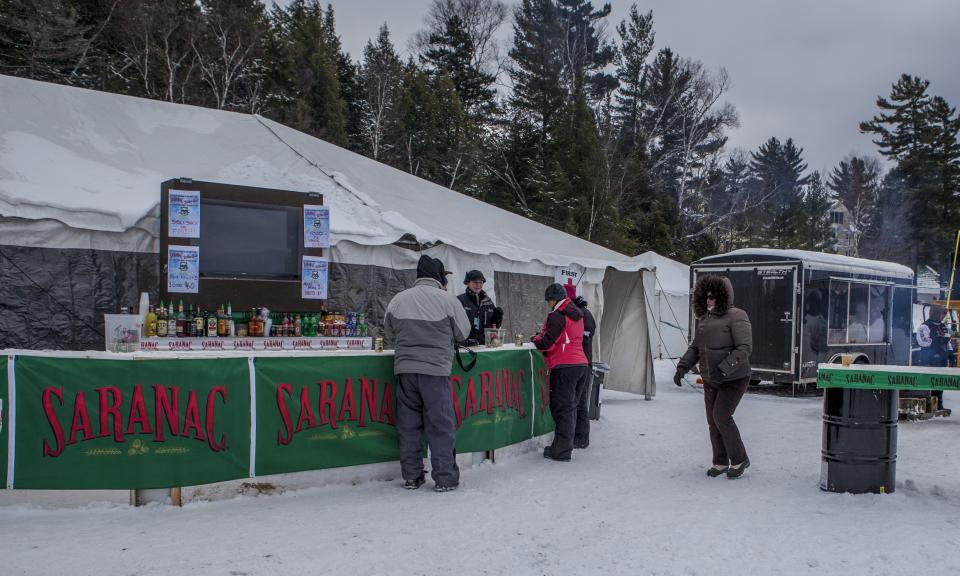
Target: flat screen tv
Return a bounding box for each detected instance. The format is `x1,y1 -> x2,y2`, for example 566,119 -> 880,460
198,199 -> 302,279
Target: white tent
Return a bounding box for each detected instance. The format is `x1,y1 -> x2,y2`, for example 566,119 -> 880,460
0,74 -> 681,396
632,252 -> 690,359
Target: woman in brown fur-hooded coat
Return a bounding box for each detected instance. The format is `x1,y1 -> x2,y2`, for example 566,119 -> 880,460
675,274 -> 753,478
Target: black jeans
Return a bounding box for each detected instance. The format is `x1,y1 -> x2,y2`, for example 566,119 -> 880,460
574,372 -> 593,445
548,365 -> 590,459
703,375 -> 750,466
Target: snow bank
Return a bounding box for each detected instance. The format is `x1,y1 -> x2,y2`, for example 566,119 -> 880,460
2,361 -> 957,576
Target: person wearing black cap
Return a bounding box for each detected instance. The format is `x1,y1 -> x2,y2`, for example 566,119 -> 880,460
532,283 -> 590,461
385,255 -> 471,491
457,270 -> 504,345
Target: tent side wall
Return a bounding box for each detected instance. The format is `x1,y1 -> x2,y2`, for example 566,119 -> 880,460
0,244 -> 159,350
643,270 -> 690,359
598,269 -> 656,397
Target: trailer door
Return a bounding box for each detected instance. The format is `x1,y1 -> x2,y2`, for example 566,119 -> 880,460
694,265 -> 797,374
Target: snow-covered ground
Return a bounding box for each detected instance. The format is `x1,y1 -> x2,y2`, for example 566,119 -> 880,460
2,359 -> 959,576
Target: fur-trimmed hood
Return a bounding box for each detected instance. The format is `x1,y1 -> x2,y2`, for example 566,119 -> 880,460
693,275 -> 735,317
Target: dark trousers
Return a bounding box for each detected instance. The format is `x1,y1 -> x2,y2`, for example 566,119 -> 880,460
574,372 -> 593,445
932,389 -> 945,409
703,375 -> 750,466
396,373 -> 460,486
548,365 -> 590,460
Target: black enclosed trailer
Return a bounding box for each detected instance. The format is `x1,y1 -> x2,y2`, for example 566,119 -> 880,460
690,249 -> 914,387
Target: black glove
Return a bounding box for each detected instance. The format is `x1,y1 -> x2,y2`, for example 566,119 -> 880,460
491,307 -> 504,327
462,338 -> 479,347
673,370 -> 686,387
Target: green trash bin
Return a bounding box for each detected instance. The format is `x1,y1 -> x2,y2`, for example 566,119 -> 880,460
588,362 -> 609,420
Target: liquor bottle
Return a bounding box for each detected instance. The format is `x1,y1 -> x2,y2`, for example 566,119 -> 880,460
176,299 -> 186,337
294,314 -> 302,337
157,301 -> 168,338
146,305 -> 157,338
282,313 -> 291,337
186,304 -> 196,337
227,302 -> 234,337
193,305 -> 207,338
207,307 -> 218,338
251,308 -> 260,337
217,305 -> 227,337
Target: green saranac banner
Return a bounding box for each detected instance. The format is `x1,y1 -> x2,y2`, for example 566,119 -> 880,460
254,349 -> 550,476
14,356 -> 250,489
1,356 -> 8,487
817,366 -> 960,391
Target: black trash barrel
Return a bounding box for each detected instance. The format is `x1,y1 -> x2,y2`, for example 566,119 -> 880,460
588,362 -> 610,420
820,387 -> 898,494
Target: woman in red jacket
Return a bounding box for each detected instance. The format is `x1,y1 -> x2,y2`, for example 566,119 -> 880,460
532,283 -> 590,461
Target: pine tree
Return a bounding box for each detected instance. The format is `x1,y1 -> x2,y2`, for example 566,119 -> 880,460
827,156 -> 881,256
321,5 -> 364,151
0,0 -> 91,84
795,172 -> 834,251
749,137 -> 811,248
861,74 -> 960,271
420,14 -> 497,117
509,0 -> 565,138
263,0 -> 347,145
553,73 -> 608,238
555,0 -> 616,100
612,5 -> 654,148
861,169 -> 914,265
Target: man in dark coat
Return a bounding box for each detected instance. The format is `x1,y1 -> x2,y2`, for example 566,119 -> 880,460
532,283 -> 590,461
573,295 -> 596,449
674,275 -> 753,479
385,255 -> 471,492
916,304 -> 954,411
457,270 -> 503,345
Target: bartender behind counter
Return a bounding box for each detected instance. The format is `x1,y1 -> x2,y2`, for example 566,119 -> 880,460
457,270 -> 503,345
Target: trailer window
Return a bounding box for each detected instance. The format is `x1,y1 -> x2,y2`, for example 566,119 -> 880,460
828,282 -> 849,344
828,280 -> 890,345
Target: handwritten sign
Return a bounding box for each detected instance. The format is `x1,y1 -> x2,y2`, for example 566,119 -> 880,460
168,189 -> 200,238
302,256 -> 328,299
303,205 -> 330,248
168,245 -> 199,293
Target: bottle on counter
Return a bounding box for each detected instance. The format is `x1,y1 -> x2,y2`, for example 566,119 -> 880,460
176,299 -> 186,337
193,305 -> 207,338
146,305 -> 157,338
207,307 -> 218,338
157,301 -> 168,338
186,304 -> 196,337
226,302 -> 234,337
294,314 -> 302,337
217,305 -> 226,337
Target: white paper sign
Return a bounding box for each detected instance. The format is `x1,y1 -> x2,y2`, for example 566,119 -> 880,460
555,266 -> 583,297
168,245 -> 200,293
302,256 -> 329,299
303,205 -> 330,248
168,189 -> 201,238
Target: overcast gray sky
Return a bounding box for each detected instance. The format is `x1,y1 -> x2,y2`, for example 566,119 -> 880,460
269,0 -> 960,174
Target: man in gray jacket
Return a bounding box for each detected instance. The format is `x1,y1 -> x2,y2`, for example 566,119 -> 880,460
385,255 -> 471,492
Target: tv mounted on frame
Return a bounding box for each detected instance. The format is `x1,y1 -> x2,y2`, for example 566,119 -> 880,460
160,178 -> 324,311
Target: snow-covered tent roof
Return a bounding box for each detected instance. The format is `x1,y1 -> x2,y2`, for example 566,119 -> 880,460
0,74 -> 636,272
698,248 -> 914,279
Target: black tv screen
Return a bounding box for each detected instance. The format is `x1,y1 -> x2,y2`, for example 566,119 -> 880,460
199,200 -> 302,278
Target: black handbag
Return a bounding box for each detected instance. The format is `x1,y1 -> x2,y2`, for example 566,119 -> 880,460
454,340 -> 478,372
